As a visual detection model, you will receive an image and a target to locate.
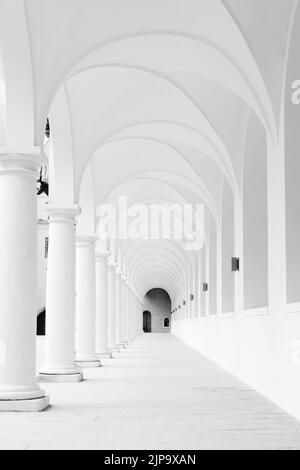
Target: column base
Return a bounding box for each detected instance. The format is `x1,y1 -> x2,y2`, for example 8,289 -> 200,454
97,350 -> 112,359
76,359 -> 101,368
0,396 -> 50,412
108,347 -> 120,354
37,372 -> 83,383
38,366 -> 83,383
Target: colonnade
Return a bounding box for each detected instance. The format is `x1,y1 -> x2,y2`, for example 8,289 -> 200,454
0,158 -> 143,411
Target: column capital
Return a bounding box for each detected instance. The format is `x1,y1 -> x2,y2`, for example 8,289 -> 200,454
76,234 -> 98,248
107,261 -> 118,272
95,251 -> 110,263
0,147 -> 46,178
115,266 -> 123,276
47,204 -> 81,223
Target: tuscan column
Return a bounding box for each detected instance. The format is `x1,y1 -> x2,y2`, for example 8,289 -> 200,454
38,205 -> 83,382
133,289 -> 137,340
107,261 -> 119,353
135,295 -> 141,338
140,301 -> 144,335
126,281 -> 133,343
123,280 -> 129,344
129,285 -> 134,341
115,267 -> 124,349
0,150 -> 49,411
137,299 -> 141,336
137,298 -> 143,336
120,274 -> 128,346
131,288 -> 135,340
132,292 -> 138,339
95,252 -> 111,358
75,236 -> 100,368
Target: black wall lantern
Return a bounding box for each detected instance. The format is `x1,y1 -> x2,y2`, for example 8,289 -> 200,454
231,257 -> 240,272
183,300 -> 186,306
45,118 -> 50,139
203,283 -> 208,292
37,166 -> 49,196
190,294 -> 195,301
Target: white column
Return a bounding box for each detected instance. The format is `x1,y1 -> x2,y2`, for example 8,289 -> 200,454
75,236 -> 100,368
133,294 -> 139,338
115,267 -> 124,349
131,293 -> 135,339
129,286 -> 135,341
120,274 -> 127,346
133,291 -> 137,339
107,262 -> 119,353
125,278 -> 131,344
140,302 -> 144,335
39,205 -> 83,382
125,281 -> 131,343
95,252 -> 111,358
133,296 -> 137,338
0,151 -> 49,412
135,296 -> 139,337
127,285 -> 132,341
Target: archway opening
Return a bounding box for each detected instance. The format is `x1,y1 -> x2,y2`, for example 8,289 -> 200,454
143,288 -> 172,333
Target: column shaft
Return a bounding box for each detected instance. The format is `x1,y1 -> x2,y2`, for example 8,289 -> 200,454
39,205 -> 82,382
115,269 -> 123,348
95,252 -> 111,358
107,263 -> 118,353
125,282 -> 130,343
120,276 -> 127,345
75,236 -> 100,368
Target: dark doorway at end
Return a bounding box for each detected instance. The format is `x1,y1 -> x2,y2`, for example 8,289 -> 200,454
143,311 -> 152,333
37,309 -> 46,336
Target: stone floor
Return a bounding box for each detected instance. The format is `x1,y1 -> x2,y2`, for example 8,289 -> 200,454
1,333 -> 300,450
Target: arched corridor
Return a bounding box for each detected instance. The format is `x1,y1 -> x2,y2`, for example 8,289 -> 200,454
143,288 -> 172,333
0,0 -> 300,451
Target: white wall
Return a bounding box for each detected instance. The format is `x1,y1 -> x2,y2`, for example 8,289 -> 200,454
222,180 -> 234,313
243,112 -> 268,309
172,310 -> 300,421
